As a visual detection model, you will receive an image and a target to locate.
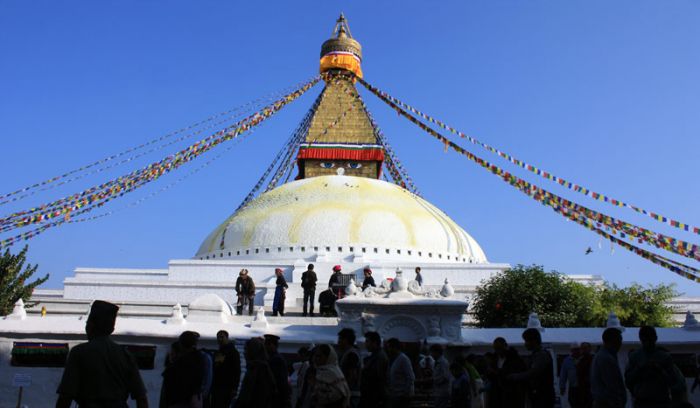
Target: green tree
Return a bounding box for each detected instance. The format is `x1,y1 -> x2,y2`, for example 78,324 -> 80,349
0,245 -> 49,315
471,264 -> 596,328
589,282 -> 678,327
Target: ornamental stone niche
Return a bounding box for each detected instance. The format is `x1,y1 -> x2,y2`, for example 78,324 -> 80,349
335,270 -> 468,343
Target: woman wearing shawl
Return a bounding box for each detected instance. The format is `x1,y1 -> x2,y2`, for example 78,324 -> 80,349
313,344 -> 351,408
236,338 -> 277,408
272,268 -> 288,316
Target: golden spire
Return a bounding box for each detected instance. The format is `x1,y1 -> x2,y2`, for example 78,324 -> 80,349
320,13 -> 363,78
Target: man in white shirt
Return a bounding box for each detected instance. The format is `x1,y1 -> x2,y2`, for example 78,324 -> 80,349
429,344 -> 451,408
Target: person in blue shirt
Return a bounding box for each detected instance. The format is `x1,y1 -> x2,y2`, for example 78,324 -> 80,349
450,361 -> 471,407
414,267 -> 423,286
559,343 -> 582,407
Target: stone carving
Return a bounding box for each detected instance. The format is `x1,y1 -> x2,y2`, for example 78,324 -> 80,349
250,306 -> 268,329
606,311 -> 625,332
361,312 -> 377,333
407,280 -> 423,295
440,279 -> 454,298
166,303 -> 186,325
345,279 -> 358,296
379,315 -> 426,342
682,310 -> 699,330
527,312 -> 544,332
6,299 -> 27,320
390,268 -> 408,293
427,316 -> 441,337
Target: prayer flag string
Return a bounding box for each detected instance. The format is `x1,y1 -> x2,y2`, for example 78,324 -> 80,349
356,76 -> 700,236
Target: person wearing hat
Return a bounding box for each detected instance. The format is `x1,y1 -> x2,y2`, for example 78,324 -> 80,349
56,300 -> 148,408
361,267 -> 376,291
272,268 -> 289,317
235,269 -> 256,316
161,331 -> 208,407
264,334 -> 292,408
301,263 -> 318,317
328,265 -> 344,299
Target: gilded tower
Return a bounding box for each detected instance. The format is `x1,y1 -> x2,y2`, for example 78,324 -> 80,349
296,14 -> 385,179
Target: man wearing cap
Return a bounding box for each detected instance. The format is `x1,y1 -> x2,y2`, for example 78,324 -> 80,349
56,300 -> 148,408
235,269 -> 256,316
301,263 -> 317,317
361,267 -> 375,291
328,265 -> 344,299
272,268 -> 289,317
264,334 -> 292,408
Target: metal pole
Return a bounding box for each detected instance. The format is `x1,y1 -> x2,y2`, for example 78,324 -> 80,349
15,386 -> 23,408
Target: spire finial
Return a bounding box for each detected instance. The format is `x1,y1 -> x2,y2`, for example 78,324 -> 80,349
332,12 -> 353,39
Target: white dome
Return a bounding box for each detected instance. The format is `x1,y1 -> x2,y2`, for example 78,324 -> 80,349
196,175 -> 487,263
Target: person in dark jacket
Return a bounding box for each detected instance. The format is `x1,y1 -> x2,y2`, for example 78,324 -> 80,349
360,331 -> 389,408
591,328 -> 626,408
272,268 -> 289,316
450,361 -> 472,408
235,269 -> 256,315
301,263 -> 318,317
161,331 -> 206,408
328,265 -> 344,298
265,334 -> 292,408
56,300 -> 148,408
361,267 -> 376,291
486,337 -> 526,408
211,330 -> 241,408
508,328 -> 555,408
236,337 -> 276,408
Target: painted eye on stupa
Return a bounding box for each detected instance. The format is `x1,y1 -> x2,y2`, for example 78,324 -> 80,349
320,162 -> 335,169
348,162 -> 362,169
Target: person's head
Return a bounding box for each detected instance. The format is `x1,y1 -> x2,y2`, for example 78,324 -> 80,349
217,330 -> 229,347
85,300 -> 119,339
415,267 -> 421,274
570,342 -> 581,358
313,344 -> 334,366
333,265 -> 342,274
337,328 -> 356,350
274,268 -> 283,277
385,337 -> 401,357
429,344 -> 444,360
449,361 -> 465,378
308,264 -> 314,271
363,267 -> 372,276
364,331 -> 382,353
638,326 -> 657,350
522,328 -> 542,351
168,340 -> 183,363
493,337 -> 508,356
244,337 -> 267,362
264,334 -> 280,354
239,269 -> 249,279
179,331 -> 200,350
602,328 -> 623,352
580,342 -> 591,355
298,346 -> 310,361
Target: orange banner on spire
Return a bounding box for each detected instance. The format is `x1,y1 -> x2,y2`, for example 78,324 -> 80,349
320,52 -> 363,78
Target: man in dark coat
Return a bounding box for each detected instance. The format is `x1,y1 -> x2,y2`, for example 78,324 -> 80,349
211,330 -> 241,408
56,300 -> 148,408
301,263 -> 318,317
236,337 -> 276,408
265,334 -> 291,408
161,331 -> 206,407
361,267 -> 376,291
360,331 -> 389,408
487,337 -> 526,408
508,328 -> 555,408
235,269 -> 256,315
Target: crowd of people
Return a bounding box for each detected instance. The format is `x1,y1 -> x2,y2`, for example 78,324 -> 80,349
56,300 -> 698,408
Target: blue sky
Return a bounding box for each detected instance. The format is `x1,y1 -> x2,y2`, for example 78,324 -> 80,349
1,1 -> 699,295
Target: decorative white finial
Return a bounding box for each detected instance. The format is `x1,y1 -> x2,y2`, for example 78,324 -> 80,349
440,278 -> 454,298
7,298 -> 27,320
251,306 -> 269,329
345,279 -> 358,296
166,303 -> 186,325
606,311 -> 625,332
683,310 -> 699,330
337,167 -> 345,176
527,312 -> 544,331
